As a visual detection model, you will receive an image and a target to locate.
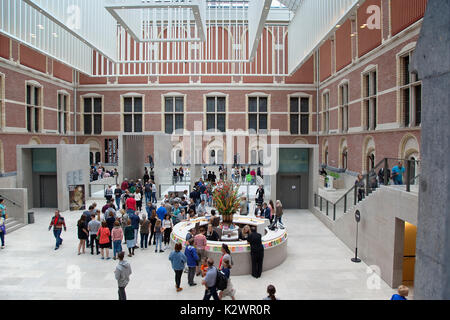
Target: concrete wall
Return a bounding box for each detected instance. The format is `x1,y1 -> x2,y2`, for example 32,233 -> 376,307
17,144 -> 90,212
57,144 -> 90,212
0,175 -> 17,189
312,186 -> 418,288
0,188 -> 28,224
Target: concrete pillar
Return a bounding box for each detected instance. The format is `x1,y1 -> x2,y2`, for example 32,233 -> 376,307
412,0 -> 450,300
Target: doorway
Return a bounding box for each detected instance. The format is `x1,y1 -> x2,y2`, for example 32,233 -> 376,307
403,221 -> 417,286
278,175 -> 301,209
39,175 -> 58,208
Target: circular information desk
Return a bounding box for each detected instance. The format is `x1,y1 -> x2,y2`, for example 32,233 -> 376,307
171,215 -> 288,275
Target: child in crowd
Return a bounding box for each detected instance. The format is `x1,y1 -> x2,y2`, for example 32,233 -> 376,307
391,285 -> 409,300
200,257 -> 208,277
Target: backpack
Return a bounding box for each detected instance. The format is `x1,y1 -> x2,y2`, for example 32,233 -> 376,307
215,268 -> 228,291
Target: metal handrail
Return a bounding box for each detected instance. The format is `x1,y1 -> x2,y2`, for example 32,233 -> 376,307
0,194 -> 22,208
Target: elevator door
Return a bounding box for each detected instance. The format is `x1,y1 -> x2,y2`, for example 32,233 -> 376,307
279,175 -> 301,209
40,175 -> 58,208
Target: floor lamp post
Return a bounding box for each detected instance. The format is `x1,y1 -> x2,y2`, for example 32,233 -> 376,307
351,210 -> 362,263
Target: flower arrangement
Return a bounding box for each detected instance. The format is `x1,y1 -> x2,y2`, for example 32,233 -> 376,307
213,180 -> 242,224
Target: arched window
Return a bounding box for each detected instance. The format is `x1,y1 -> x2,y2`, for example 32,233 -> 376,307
258,150 -> 264,165
342,149 -> 348,170
324,147 -> 329,166
367,152 -> 375,171
210,150 -> 216,165
217,150 -> 224,165
250,150 -> 257,165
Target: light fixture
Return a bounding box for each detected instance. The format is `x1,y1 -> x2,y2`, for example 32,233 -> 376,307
52,32 -> 58,38
360,24 -> 367,29
336,24 -> 341,28
30,33 -> 36,38
37,24 -> 44,30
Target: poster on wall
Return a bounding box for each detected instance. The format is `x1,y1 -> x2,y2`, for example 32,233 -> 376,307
69,185 -> 86,211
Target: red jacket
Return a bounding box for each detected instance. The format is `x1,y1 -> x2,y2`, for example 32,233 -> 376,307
126,198 -> 136,211
121,181 -> 129,191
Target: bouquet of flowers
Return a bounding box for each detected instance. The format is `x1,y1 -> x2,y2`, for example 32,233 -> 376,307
213,180 -> 241,224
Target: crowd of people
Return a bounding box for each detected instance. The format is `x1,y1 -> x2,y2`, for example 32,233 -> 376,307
46,170 -> 289,300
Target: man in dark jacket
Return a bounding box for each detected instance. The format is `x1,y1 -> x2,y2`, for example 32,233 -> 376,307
247,227 -> 264,278
184,238 -> 199,286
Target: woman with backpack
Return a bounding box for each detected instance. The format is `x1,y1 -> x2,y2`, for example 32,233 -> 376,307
219,258 -> 236,300
218,244 -> 233,270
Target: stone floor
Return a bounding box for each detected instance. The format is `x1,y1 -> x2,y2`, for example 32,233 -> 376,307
0,201 -> 399,300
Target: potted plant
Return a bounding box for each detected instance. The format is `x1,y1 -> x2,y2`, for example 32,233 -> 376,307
213,180 -> 241,225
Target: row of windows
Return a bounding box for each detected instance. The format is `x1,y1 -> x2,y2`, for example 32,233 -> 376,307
84,95 -> 311,135
320,52 -> 421,134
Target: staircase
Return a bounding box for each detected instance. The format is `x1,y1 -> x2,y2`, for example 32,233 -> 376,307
4,218 -> 26,233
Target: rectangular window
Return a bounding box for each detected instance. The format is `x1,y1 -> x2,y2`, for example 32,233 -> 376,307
206,96 -> 226,132
248,96 -> 268,133
339,84 -> 349,133
83,97 -> 102,134
26,84 -> 41,133
400,53 -> 422,127
322,92 -> 330,134
164,96 -> 184,134
123,96 -> 143,133
363,70 -> 377,130
58,93 -> 69,134
290,97 -> 309,135
0,75 -> 3,129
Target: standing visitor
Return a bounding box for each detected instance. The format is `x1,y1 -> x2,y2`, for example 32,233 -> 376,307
169,243 -> 188,292
154,219 -> 163,253
0,199 -> 6,219
194,227 -> 207,276
114,251 -> 132,301
135,188 -> 143,212
156,203 -> 167,221
202,258 -> 220,301
355,174 -> 365,202
275,200 -> 284,226
263,285 -> 278,300
239,196 -> 248,216
97,221 -> 111,260
247,226 -> 264,278
197,200 -> 207,217
88,213 -> 101,255
218,244 -> 233,270
48,210 -> 66,250
105,185 -> 114,203
77,215 -> 89,255
139,215 -> 150,250
151,181 -> 158,204
256,186 -> 264,206
148,209 -> 157,246
126,194 -> 137,212
111,221 -> 123,260
129,210 -> 140,249
218,258 -> 236,300
185,238 -> 199,286
392,162 -> 406,185
162,214 -> 173,250
0,215 -> 6,249
268,200 -> 275,224
124,220 -> 135,257
121,178 -> 129,191
144,181 -> 152,204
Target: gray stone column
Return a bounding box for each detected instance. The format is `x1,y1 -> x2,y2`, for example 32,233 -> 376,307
412,0 -> 450,300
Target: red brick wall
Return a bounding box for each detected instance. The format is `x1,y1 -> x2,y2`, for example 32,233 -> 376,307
391,0 -> 428,35
357,0 -> 382,57
320,40 -> 332,82
20,45 -> 47,73
0,34 -> 10,59
53,60 -> 73,83
335,20 -> 352,71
